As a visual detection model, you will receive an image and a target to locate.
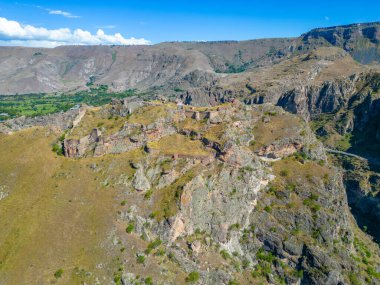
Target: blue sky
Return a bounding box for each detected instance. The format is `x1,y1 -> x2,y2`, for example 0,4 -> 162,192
0,0 -> 379,47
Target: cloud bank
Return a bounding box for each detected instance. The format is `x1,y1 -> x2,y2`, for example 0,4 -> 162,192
0,17 -> 150,47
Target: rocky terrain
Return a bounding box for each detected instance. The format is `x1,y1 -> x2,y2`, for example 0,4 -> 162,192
1,22 -> 380,285
1,97 -> 380,285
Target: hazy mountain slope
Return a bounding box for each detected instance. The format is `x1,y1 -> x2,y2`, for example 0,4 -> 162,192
0,39 -> 292,96
163,38 -> 294,72
0,45 -> 214,95
1,22 -> 380,96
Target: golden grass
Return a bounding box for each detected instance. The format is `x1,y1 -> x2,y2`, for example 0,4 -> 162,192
272,157 -> 329,185
128,105 -> 171,125
251,113 -> 302,151
0,127 -> 145,284
175,118 -> 205,132
183,102 -> 231,112
68,107 -> 126,139
147,134 -> 210,157
203,123 -> 227,145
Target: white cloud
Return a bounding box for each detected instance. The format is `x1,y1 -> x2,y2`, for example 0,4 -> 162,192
0,17 -> 150,47
48,10 -> 80,19
97,25 -> 117,29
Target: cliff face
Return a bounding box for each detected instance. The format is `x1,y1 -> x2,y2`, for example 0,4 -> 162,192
296,22 -> 380,64
1,101 -> 379,285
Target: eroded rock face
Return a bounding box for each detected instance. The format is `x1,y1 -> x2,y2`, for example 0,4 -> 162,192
258,142 -> 303,159
63,128 -> 101,157
132,167 -> 151,192
178,163 -> 270,245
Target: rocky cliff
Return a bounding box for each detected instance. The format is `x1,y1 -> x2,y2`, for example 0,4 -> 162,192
296,22 -> 380,64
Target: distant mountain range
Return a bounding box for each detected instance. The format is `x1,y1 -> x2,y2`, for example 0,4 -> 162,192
0,22 -> 379,96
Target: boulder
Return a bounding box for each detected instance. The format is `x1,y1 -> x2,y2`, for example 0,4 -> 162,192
132,168 -> 151,192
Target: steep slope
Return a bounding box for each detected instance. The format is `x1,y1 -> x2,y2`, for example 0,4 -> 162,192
163,38 -> 294,72
0,100 -> 379,285
295,22 -> 380,64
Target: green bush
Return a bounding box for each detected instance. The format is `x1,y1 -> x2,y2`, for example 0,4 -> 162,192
256,249 -> 275,263
126,223 -> 135,233
367,266 -> 380,278
264,206 -> 272,213
52,143 -> 63,156
220,249 -> 231,260
229,223 -> 240,231
185,271 -> 200,283
145,238 -> 162,255
144,190 -> 153,200
136,254 -> 145,264
144,277 -> 153,285
54,268 -> 64,278
148,212 -> 157,219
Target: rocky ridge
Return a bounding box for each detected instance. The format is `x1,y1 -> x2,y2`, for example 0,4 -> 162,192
1,99 -> 379,284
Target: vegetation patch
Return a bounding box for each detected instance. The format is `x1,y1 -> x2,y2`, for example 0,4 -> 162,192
0,86 -> 138,120
128,104 -> 171,125
152,166 -> 201,221
68,107 -> 126,139
147,134 -> 210,158
250,112 -> 302,151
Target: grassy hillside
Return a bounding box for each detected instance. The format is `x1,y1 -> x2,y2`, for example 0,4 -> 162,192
0,127 -> 125,284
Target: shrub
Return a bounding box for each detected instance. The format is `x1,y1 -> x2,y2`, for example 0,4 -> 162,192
185,271 -> 200,283
279,169 -> 289,177
52,143 -> 63,156
144,190 -> 153,200
230,188 -> 237,196
295,269 -> 304,279
120,200 -> 127,206
367,266 -> 380,278
256,249 -> 275,263
136,254 -> 145,264
54,269 -> 64,278
144,277 -> 153,285
58,133 -> 66,142
264,206 -> 272,213
155,248 -> 165,256
126,223 -> 135,233
251,263 -> 271,278
229,223 -> 240,231
220,249 -> 231,260
348,273 -> 361,285
286,183 -> 296,192
145,238 -> 162,255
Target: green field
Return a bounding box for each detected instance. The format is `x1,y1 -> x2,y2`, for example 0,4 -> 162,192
0,86 -> 142,121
